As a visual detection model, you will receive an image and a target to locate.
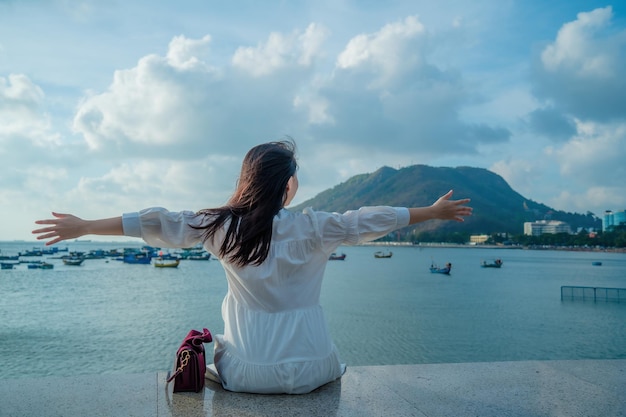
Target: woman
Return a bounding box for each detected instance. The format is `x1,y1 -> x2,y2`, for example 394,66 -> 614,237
33,140 -> 472,394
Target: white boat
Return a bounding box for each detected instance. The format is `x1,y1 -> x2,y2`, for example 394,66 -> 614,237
63,257 -> 84,266
154,258 -> 180,268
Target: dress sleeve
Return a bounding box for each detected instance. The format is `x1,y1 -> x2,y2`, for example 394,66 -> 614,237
309,206 -> 410,254
122,207 -> 204,248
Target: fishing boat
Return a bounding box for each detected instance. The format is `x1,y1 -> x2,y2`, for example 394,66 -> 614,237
27,262 -> 54,270
63,257 -> 84,266
329,253 -> 346,261
374,251 -> 393,258
19,249 -> 43,257
481,259 -> 503,268
430,262 -> 451,275
188,252 -> 210,260
180,248 -> 210,260
122,253 -> 151,264
154,258 -> 180,268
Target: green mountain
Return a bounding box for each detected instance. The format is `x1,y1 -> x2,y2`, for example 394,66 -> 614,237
292,165 -> 600,240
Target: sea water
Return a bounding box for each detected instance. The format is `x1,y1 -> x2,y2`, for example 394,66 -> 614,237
0,241 -> 625,380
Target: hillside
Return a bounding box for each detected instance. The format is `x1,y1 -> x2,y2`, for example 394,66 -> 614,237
292,165 -> 600,240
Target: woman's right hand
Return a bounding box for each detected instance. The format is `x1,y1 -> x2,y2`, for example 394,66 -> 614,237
32,212 -> 88,245
408,190 -> 473,225
431,190 -> 473,222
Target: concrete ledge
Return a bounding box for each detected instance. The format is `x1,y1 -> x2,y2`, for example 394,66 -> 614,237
0,360 -> 624,416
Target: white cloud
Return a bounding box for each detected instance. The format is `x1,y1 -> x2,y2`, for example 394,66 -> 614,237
517,5 -> 626,214
298,23 -> 330,66
489,120 -> 626,215
67,16 -> 509,168
73,36 -> 222,153
72,30 -> 326,159
0,73 -> 43,104
312,15 -> 510,153
166,35 -> 213,71
232,23 -> 329,77
533,6 -> 626,121
293,93 -> 334,125
336,15 -> 426,87
491,119 -> 626,215
61,156 -> 240,217
555,120 -> 626,186
541,7 -> 615,78
551,187 -> 625,216
0,74 -> 58,146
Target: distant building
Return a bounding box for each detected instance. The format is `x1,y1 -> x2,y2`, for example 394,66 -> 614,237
603,210 -> 626,232
470,234 -> 489,244
523,220 -> 572,236
575,227 -> 598,234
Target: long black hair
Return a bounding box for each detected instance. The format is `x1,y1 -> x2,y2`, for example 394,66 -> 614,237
195,140 -> 298,267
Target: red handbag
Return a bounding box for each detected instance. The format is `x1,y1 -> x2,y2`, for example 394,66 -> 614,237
166,328 -> 213,392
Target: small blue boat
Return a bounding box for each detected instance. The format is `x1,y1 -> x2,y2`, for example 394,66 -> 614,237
27,262 -> 54,270
430,262 -> 451,275
122,254 -> 151,264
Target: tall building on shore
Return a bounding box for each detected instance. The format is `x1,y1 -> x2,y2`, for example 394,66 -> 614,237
603,210 -> 626,232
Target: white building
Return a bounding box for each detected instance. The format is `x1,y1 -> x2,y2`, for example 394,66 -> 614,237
470,234 -> 489,244
524,220 -> 572,236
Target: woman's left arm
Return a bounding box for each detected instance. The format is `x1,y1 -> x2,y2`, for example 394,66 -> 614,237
33,213 -> 123,246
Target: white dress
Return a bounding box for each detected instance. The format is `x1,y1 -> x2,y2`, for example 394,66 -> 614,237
122,206 -> 409,394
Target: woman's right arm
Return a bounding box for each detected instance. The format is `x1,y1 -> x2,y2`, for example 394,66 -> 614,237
314,189 -> 472,253
33,212 -> 123,246
33,208 -> 205,248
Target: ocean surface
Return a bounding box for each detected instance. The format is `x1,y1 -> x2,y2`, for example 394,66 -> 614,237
1,241 -> 625,380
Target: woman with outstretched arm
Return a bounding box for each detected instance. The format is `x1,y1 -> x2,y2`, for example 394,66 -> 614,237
33,140 -> 472,394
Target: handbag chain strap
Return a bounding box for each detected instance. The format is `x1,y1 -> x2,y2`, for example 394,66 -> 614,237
166,349 -> 191,383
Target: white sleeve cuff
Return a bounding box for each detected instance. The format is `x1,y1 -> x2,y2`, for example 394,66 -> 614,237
395,207 -> 410,228
122,212 -> 142,237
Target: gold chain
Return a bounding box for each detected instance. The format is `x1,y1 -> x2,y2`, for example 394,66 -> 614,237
176,349 -> 191,373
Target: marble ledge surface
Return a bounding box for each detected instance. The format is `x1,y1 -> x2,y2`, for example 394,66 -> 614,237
0,360 -> 624,417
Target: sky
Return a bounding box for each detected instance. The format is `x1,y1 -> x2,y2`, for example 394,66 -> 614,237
1,0 -> 625,241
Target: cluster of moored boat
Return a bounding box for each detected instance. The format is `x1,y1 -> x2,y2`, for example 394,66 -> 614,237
0,245 -> 212,270
119,247 -> 210,268
5,246 -> 602,273
1,246 -> 71,270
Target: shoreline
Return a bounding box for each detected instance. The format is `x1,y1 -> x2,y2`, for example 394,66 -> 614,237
359,241 -> 626,253
3,240 -> 625,254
